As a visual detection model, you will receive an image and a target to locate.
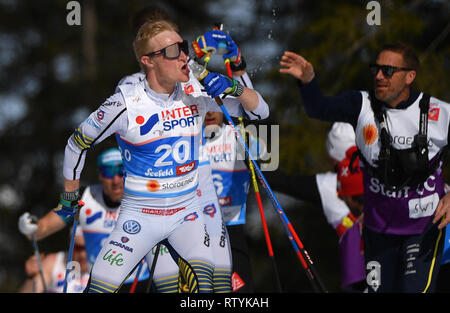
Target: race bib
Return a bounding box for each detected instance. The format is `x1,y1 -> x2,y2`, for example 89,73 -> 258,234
408,193 -> 439,219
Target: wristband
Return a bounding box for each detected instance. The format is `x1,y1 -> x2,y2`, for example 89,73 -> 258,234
229,80 -> 244,97
61,190 -> 80,201
234,81 -> 244,97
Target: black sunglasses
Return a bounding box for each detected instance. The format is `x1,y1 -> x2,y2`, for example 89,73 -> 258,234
369,64 -> 413,78
145,40 -> 189,60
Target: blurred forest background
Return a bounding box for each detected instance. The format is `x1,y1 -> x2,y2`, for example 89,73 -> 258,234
0,0 -> 449,293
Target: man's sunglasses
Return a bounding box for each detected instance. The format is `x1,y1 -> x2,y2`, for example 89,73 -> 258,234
369,64 -> 413,78
145,40 -> 189,60
100,165 -> 124,178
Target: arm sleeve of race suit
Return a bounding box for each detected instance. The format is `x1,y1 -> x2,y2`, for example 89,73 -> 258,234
263,171 -> 322,204
234,72 -> 270,120
315,172 -> 350,227
298,76 -> 362,128
62,93 -> 128,180
206,72 -> 270,120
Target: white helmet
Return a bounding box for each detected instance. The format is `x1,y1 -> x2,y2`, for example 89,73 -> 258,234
326,122 -> 355,162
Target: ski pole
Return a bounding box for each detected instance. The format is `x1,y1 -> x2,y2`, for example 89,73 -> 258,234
220,44 -> 282,291
129,259 -> 145,293
241,125 -> 283,292
146,243 -> 161,293
234,119 -> 324,292
231,108 -> 326,292
31,237 -> 47,292
191,62 -> 327,292
63,200 -> 84,293
29,216 -> 48,293
231,107 -> 326,292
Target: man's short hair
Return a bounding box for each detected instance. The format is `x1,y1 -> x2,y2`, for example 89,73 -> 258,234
133,20 -> 178,66
131,6 -> 178,36
380,42 -> 420,71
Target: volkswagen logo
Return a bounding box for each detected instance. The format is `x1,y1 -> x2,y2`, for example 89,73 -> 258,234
123,220 -> 141,234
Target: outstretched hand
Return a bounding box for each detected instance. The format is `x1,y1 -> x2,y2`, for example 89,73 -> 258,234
279,51 -> 315,84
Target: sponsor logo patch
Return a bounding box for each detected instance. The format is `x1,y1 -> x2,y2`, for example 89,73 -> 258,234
97,109 -> 105,121
219,197 -> 232,206
123,220 -> 141,234
139,113 -> 160,136
232,272 -> 245,292
428,104 -> 440,121
183,212 -> 198,222
203,204 -> 216,218
86,210 -> 102,224
176,161 -> 196,176
147,180 -> 160,192
184,84 -> 194,95
363,124 -> 378,145
141,207 -> 185,216
109,240 -> 133,252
